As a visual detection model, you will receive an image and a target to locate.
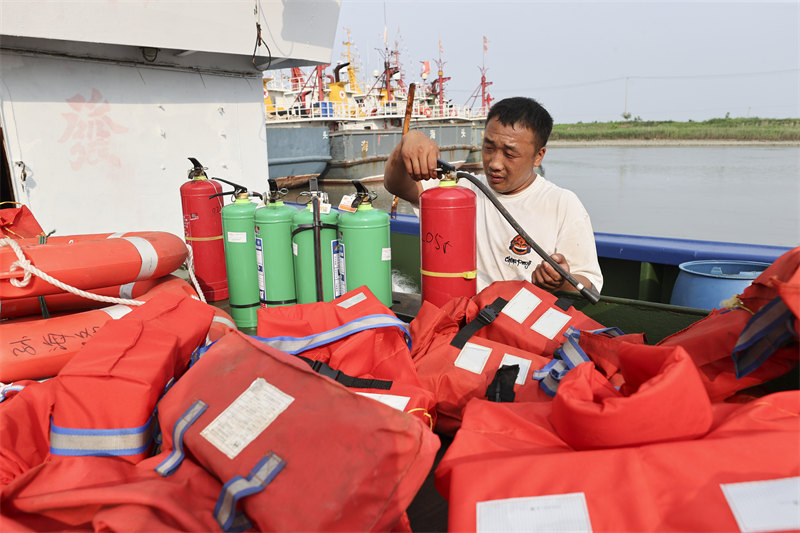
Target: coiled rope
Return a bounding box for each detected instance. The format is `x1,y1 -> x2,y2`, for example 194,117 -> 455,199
0,236 -> 207,306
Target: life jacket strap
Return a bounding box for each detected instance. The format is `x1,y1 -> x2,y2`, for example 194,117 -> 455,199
450,297 -> 508,349
297,356 -> 393,390
50,415 -> 155,457
532,327 -> 625,396
732,297 -> 797,378
155,399 -> 208,476
254,313 -> 412,353
214,452 -> 286,533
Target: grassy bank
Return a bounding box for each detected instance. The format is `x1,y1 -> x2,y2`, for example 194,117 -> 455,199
551,117 -> 800,142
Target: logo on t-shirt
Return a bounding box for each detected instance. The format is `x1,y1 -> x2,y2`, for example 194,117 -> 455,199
508,234 -> 531,255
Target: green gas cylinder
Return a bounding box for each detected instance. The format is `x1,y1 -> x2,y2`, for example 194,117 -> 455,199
219,189 -> 260,329
337,180 -> 392,307
254,179 -> 298,307
291,183 -> 340,304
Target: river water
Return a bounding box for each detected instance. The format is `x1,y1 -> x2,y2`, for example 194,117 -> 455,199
296,145 -> 799,248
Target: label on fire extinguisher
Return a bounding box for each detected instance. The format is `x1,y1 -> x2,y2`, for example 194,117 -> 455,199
227,231 -> 247,244
338,195 -> 357,213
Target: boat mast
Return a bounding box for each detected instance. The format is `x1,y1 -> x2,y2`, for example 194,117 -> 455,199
342,29 -> 364,95
433,39 -> 451,115
465,36 -> 493,116
480,36 -> 493,115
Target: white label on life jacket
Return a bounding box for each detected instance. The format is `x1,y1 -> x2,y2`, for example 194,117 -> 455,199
476,493 -> 592,533
381,247 -> 392,261
100,304 -> 133,319
721,477 -> 800,533
531,308 -> 572,340
227,231 -> 247,243
200,378 -> 294,460
499,354 -> 533,386
454,342 -> 492,374
501,288 -> 542,324
356,392 -> 411,412
338,291 -> 367,309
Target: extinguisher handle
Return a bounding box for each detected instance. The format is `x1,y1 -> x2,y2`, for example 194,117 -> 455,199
211,176 -> 248,191
350,179 -> 378,208
455,170 -> 601,304
187,157 -> 207,178
436,158 -> 456,173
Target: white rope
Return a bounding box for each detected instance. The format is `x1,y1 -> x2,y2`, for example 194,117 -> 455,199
1,237 -> 146,306
183,242 -> 207,304
3,237 -> 210,307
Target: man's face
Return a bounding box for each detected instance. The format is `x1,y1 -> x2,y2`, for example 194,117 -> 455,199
481,117 -> 546,195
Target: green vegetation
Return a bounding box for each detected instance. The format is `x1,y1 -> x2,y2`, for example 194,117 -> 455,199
551,117 -> 800,142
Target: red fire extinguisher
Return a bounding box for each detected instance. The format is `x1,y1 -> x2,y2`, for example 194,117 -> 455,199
180,157 -> 229,301
419,170 -> 477,308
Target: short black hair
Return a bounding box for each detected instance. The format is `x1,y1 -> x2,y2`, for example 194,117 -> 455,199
486,97 -> 554,149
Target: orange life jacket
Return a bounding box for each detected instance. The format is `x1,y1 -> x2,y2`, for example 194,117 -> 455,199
0,292 -> 215,487
1,454 -> 226,531
658,246 -> 799,401
435,341 -> 800,532
0,204 -> 45,239
154,330 -> 439,532
0,275 -> 234,382
256,286 -> 436,427
408,281 -> 621,434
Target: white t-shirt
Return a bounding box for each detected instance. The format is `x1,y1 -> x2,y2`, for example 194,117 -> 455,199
420,174 -> 603,292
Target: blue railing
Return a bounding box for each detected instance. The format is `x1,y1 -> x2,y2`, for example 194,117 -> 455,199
389,212 -> 791,266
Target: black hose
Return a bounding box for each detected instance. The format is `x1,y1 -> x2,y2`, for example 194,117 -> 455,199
452,167 -> 601,304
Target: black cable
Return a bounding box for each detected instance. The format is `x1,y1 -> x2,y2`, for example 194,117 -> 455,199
252,22 -> 272,71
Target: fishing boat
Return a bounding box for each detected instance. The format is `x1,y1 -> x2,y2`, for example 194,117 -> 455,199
263,37 -> 480,185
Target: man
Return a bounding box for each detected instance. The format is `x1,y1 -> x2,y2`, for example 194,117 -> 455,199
384,96 -> 603,294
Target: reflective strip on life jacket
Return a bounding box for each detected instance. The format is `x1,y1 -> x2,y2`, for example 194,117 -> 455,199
254,313 -> 412,353
156,400 -> 209,477
533,327 -> 625,396
0,383 -> 25,403
214,452 -> 286,533
50,415 -> 154,457
732,297 -> 798,378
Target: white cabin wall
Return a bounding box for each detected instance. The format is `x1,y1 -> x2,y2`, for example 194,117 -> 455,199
0,51 -> 269,237
1,0 -> 341,71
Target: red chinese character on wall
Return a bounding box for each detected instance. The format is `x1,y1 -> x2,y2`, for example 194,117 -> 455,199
58,88 -> 128,170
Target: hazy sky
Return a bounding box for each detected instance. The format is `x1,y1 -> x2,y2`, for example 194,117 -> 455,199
326,1 -> 799,123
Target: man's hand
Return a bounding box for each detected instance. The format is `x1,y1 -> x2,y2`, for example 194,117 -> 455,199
531,253 -> 595,294
532,253 -> 570,292
384,130 -> 441,206
400,130 -> 440,181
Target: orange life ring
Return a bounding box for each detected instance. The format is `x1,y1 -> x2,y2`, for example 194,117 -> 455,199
449,110 -> 456,117
0,231 -> 188,299
0,277 -> 165,319
0,275 -> 235,382
424,108 -> 432,118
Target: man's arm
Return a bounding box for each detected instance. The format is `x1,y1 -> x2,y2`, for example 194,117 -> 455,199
384,130 -> 440,208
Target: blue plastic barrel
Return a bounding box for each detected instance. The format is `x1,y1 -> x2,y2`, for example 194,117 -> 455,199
670,260 -> 770,310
